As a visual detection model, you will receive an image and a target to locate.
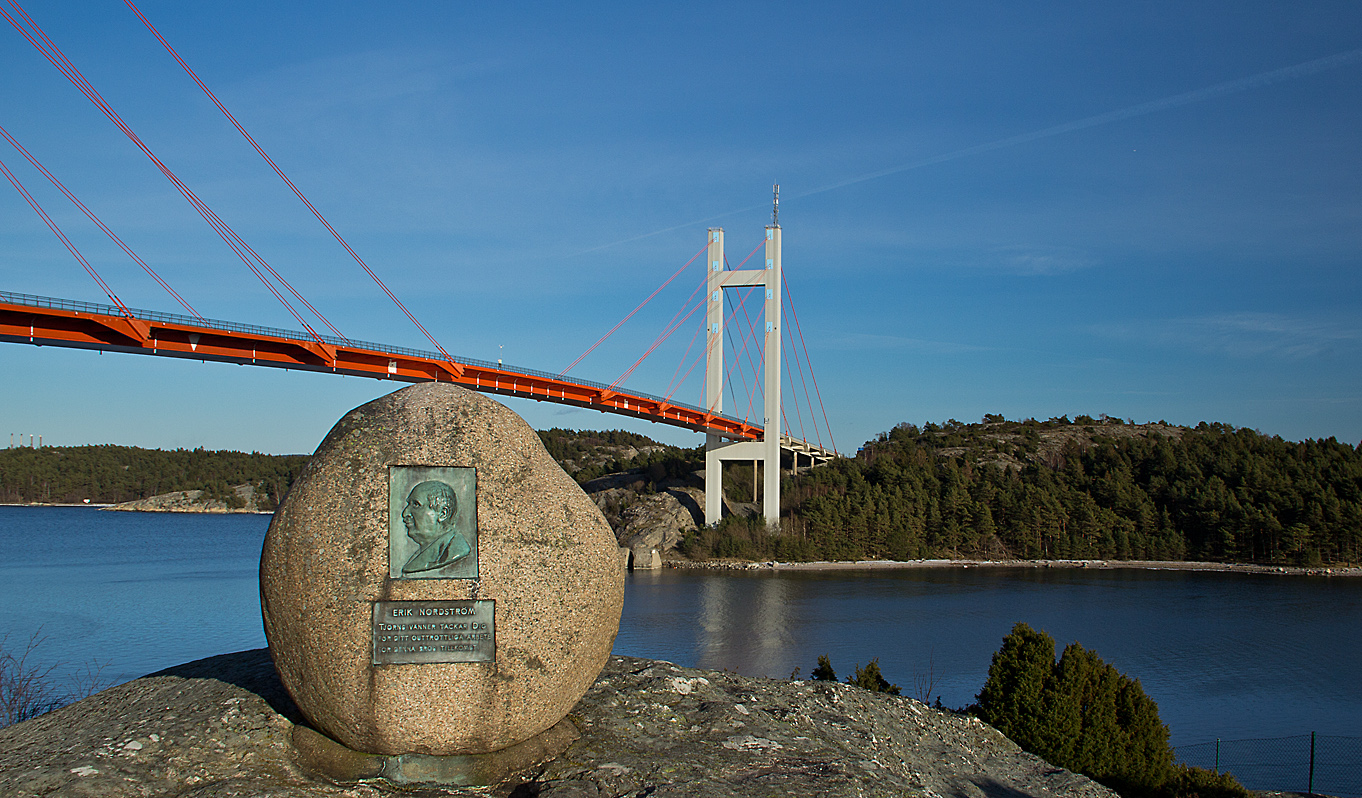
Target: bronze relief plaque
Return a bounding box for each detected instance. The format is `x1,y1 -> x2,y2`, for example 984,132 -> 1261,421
388,465 -> 478,579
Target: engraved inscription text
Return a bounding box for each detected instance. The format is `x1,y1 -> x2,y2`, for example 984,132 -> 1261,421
372,600 -> 494,665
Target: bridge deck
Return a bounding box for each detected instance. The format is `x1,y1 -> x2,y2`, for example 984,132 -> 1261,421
0,291 -> 770,442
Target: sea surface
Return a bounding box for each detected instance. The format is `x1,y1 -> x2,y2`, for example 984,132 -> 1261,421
2,506 -> 1358,756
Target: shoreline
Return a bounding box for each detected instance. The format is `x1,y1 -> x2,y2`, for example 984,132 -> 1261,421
0,501 -> 113,508
0,502 -> 270,514
2,502 -> 1355,576
667,557 -> 1362,577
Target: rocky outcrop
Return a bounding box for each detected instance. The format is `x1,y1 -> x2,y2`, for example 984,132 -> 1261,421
103,484 -> 269,513
610,487 -> 703,569
585,469 -> 706,568
0,648 -> 1116,798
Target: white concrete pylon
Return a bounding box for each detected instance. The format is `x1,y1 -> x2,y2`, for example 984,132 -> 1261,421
703,225 -> 782,528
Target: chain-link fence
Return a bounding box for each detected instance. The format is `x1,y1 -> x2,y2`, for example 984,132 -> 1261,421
1175,734 -> 1361,797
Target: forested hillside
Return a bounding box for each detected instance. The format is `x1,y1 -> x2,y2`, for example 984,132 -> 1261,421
775,416 -> 1362,566
0,445 -> 308,508
6,415 -> 1361,567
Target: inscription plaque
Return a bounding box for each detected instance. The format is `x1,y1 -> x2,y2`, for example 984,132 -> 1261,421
372,600 -> 495,665
389,465 -> 478,579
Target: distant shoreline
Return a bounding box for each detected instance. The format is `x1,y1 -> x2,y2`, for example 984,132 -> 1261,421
0,501 -> 113,508
669,557 -> 1362,577
0,502 -> 269,514
3,503 -> 1355,575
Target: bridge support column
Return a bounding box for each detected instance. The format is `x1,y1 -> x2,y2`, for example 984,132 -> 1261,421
703,223 -> 782,528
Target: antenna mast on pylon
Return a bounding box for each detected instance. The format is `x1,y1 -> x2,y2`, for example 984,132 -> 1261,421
772,183 -> 780,226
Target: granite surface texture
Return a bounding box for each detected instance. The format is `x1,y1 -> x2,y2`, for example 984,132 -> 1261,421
260,383 -> 625,755
0,648 -> 1118,798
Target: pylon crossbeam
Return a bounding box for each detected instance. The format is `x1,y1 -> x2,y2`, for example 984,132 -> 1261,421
703,225 -> 782,528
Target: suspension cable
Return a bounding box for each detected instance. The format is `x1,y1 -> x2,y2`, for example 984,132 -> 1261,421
700,291 -> 759,413
612,269 -> 708,389
722,290 -> 755,423
733,286 -> 768,423
784,273 -> 837,454
783,316 -> 817,446
0,155 -> 131,316
4,1 -> 340,345
663,321 -> 702,401
0,123 -> 203,321
123,0 -> 458,359
723,245 -> 769,418
564,243 -> 706,374
611,291 -> 709,389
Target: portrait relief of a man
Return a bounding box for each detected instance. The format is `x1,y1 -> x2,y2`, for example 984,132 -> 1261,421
388,466 -> 478,579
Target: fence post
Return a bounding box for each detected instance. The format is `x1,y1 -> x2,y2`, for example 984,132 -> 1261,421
1308,731 -> 1315,795
1214,738 -> 1220,773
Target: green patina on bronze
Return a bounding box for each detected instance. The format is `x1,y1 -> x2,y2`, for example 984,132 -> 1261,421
387,465 -> 478,580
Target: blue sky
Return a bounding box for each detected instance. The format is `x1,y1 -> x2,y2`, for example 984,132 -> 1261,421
2,1 -> 1360,454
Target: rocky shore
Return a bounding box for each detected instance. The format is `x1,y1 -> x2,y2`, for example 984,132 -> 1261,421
0,648 -> 1114,798
102,486 -> 272,514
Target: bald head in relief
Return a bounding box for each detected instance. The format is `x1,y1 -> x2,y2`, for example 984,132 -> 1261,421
400,480 -> 471,575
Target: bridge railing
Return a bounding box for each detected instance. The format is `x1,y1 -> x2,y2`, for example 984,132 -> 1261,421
0,290 -> 745,428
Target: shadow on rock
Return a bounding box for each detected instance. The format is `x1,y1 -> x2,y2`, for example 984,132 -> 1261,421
149,647 -> 304,724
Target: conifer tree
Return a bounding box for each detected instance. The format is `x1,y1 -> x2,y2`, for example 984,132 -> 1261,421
976,623 -> 1175,797
846,659 -> 901,695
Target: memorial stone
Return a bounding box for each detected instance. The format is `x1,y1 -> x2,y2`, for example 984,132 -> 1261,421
260,383 -> 625,757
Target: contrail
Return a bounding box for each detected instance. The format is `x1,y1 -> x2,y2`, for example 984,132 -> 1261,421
578,46 -> 1362,254
791,46 -> 1362,200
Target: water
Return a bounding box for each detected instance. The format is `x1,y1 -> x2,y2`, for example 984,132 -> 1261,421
0,506 -> 268,688
2,507 -> 1359,752
613,567 -> 1362,747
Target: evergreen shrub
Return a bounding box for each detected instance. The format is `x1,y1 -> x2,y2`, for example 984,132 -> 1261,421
976,622 -> 1174,797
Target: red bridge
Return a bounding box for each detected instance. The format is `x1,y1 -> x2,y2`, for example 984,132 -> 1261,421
1,0 -> 838,527
0,289 -> 763,442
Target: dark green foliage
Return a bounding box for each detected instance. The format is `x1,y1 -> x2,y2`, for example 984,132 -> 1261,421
1161,766 -> 1250,798
678,514 -> 820,561
976,623 -> 1175,797
780,417 -> 1362,565
974,622 -> 1054,745
0,445 -> 308,506
811,655 -> 837,681
847,658 -> 900,695
536,428 -> 701,487
537,428 -> 656,467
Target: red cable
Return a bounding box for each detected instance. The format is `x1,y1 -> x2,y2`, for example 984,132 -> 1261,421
698,291 -> 756,412
125,1 -> 453,360
611,292 -> 709,389
4,2 -> 340,345
0,124 -> 203,321
734,287 -> 769,423
733,238 -> 765,269
727,287 -> 767,424
671,340 -> 709,406
0,156 -> 131,316
781,288 -> 819,448
614,270 -> 708,388
720,255 -> 762,422
564,243 -> 706,374
663,321 -> 702,401
721,291 -> 755,423
783,317 -> 815,446
784,274 -> 837,455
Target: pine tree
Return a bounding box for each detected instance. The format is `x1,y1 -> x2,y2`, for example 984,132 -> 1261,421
846,659 -> 900,695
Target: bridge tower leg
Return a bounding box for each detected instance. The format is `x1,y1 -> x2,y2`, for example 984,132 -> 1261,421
703,223 -> 782,528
